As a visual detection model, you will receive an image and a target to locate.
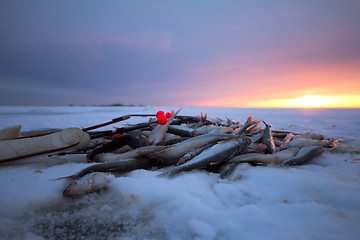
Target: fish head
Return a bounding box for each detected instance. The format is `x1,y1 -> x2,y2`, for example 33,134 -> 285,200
238,137 -> 252,146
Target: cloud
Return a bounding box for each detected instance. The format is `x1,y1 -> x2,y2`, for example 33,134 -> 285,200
56,29 -> 174,51
0,75 -> 89,106
0,1 -> 359,107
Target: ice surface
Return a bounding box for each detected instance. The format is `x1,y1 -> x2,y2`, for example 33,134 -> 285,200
0,106 -> 359,240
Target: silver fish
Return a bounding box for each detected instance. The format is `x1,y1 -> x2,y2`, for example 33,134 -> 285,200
193,125 -> 217,136
228,147 -> 300,165
62,157 -> 154,180
280,146 -> 324,166
262,121 -> 276,154
329,138 -> 360,153
294,130 -> 325,140
208,126 -> 234,134
329,145 -> 360,154
176,143 -> 214,166
283,138 -> 337,149
149,133 -> 238,165
167,125 -> 195,137
63,172 -> 115,198
160,137 -> 251,177
219,162 -> 252,181
94,145 -> 167,162
148,108 -> 182,145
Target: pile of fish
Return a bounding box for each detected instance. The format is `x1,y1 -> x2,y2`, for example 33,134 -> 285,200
0,109 -> 358,198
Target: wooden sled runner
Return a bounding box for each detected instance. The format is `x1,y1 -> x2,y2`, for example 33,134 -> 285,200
0,127 -> 90,163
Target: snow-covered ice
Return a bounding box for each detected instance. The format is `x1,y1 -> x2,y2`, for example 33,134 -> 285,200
0,106 -> 359,240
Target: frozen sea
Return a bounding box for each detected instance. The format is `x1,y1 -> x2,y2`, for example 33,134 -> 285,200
0,106 -> 359,240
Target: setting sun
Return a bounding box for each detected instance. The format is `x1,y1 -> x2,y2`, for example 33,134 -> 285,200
283,95 -> 338,107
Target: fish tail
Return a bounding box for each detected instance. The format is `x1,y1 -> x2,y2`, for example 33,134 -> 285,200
244,112 -> 253,125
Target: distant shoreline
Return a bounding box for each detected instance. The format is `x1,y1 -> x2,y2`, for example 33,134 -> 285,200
69,103 -> 147,107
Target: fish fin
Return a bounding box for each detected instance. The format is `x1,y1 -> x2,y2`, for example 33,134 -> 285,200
244,112 -> 253,125
199,112 -> 207,124
328,139 -> 339,148
284,133 -> 293,144
174,108 -> 182,117
246,126 -> 262,134
50,175 -> 73,181
262,120 -> 272,128
252,119 -> 263,126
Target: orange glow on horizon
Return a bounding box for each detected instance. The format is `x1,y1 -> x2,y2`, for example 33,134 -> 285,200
190,60 -> 360,109
250,95 -> 360,108
193,95 -> 360,108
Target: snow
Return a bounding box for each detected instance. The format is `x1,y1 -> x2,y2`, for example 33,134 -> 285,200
0,106 -> 359,240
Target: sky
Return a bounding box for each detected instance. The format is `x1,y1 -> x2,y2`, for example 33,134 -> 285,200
0,0 -> 359,108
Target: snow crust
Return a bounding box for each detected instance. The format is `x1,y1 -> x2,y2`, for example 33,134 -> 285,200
0,106 -> 359,240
